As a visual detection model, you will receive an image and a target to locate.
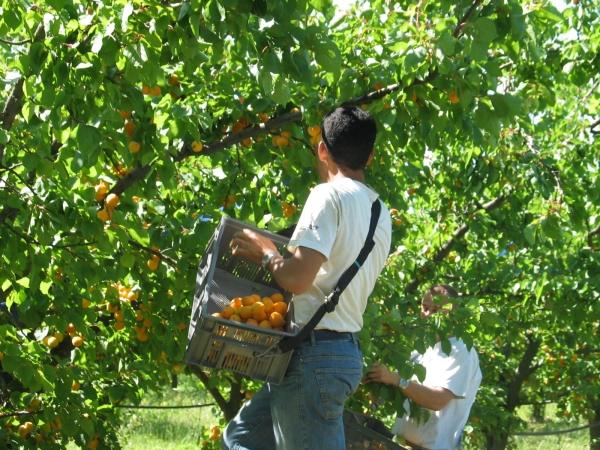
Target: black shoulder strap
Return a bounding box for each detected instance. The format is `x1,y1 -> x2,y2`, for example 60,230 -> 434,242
278,199 -> 382,354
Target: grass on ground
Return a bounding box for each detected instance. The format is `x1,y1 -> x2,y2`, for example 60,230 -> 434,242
117,375 -> 220,449
66,382 -> 592,449
510,403 -> 588,450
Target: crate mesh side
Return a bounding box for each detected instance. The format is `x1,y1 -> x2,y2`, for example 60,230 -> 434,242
345,423 -> 372,449
345,424 -> 396,450
222,352 -> 252,373
344,412 -> 403,450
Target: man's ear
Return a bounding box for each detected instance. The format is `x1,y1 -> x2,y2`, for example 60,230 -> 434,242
366,149 -> 375,166
317,141 -> 329,161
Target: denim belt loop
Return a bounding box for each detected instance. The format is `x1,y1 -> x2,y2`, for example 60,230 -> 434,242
309,330 -> 316,346
350,332 -> 357,344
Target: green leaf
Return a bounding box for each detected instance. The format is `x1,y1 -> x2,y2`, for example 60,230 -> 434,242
312,35 -> 342,74
3,8 -> 22,30
80,417 -> 95,438
437,32 -> 456,56
0,129 -> 9,144
259,69 -> 273,97
536,6 -> 564,22
414,363 -> 426,383
120,253 -> 136,268
292,50 -> 310,74
469,41 -> 488,61
207,0 -> 225,23
403,47 -> 427,73
490,94 -> 522,118
474,18 -> 497,43
309,0 -> 333,12
14,361 -> 35,386
23,153 -> 42,171
77,125 -> 101,155
524,220 -> 538,245
178,1 -> 191,21
271,76 -> 290,106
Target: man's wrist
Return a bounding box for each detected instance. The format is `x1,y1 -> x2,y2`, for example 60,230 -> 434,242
397,374 -> 409,390
261,251 -> 279,270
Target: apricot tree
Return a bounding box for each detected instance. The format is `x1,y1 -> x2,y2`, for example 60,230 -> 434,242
0,0 -> 599,448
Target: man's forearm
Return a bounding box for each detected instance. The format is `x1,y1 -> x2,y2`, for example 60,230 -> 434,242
268,254 -> 314,294
386,372 -> 455,412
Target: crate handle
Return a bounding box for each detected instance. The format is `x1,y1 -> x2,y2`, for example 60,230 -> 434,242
252,340 -> 281,358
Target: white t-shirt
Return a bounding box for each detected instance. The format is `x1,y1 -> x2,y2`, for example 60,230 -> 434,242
392,338 -> 482,450
287,178 -> 392,333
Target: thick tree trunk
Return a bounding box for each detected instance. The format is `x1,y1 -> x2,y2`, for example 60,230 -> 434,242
484,337 -> 541,450
189,365 -> 244,422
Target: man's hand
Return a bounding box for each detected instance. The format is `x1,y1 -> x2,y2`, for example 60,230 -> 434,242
230,228 -> 326,295
230,229 -> 278,266
363,362 -> 457,411
362,361 -> 399,387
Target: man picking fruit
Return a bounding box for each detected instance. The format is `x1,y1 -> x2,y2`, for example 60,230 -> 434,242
222,106 -> 392,450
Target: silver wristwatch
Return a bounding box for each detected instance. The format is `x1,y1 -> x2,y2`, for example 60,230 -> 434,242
398,377 -> 409,390
261,251 -> 278,269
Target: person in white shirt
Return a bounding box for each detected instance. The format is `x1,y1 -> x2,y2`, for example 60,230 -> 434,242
222,106 -> 392,450
363,284 -> 482,450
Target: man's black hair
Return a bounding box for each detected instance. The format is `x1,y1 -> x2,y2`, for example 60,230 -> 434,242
427,283 -> 459,299
321,106 -> 377,171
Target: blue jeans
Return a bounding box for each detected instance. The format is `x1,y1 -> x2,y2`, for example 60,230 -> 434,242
222,334 -> 363,450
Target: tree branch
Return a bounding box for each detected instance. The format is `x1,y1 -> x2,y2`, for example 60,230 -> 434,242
453,0 -> 483,37
507,336 -> 541,411
0,23 -> 45,161
589,222 -> 600,248
0,37 -> 32,45
0,410 -> 43,419
188,366 -> 243,421
405,195 -> 506,294
175,111 -> 303,162
127,240 -> 178,267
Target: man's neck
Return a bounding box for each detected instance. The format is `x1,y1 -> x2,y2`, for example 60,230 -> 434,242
326,168 -> 365,184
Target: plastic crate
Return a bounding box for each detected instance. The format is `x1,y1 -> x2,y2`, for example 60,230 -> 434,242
344,410 -> 408,450
185,216 -> 298,385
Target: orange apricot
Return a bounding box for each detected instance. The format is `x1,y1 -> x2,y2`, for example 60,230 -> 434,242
259,320 -> 272,329
269,312 -> 285,328
272,302 -> 288,316
242,296 -> 255,306
221,306 -> 235,319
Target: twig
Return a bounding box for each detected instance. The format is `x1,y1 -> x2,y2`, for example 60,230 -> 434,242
582,79 -> 599,104
4,221 -> 95,249
453,0 -> 483,37
127,240 -> 178,267
0,37 -> 32,45
0,410 -> 43,419
1,163 -> 37,198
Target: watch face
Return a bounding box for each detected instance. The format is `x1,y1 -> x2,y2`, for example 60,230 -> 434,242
400,378 -> 409,389
262,252 -> 275,267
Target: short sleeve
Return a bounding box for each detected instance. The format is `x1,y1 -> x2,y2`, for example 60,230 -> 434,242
287,185 -> 338,260
428,344 -> 478,398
